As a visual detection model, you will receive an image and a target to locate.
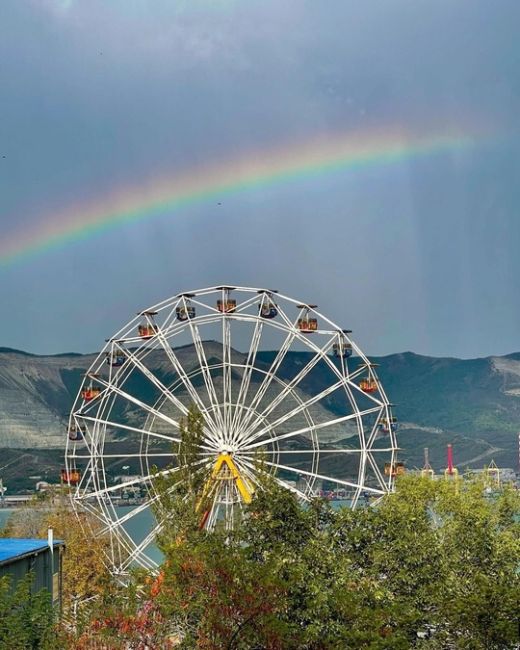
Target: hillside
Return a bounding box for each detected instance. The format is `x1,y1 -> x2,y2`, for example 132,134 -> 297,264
0,346 -> 518,490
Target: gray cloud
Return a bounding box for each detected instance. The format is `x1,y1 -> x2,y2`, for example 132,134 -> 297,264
0,0 -> 519,357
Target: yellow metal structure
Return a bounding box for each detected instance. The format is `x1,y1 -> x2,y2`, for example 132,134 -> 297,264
485,460 -> 500,488
197,453 -> 254,513
444,467 -> 459,479
444,467 -> 460,494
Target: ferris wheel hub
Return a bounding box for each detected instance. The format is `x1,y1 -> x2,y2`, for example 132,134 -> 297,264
220,447 -> 235,455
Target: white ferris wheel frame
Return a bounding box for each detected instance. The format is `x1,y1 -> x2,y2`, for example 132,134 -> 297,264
65,285 -> 398,576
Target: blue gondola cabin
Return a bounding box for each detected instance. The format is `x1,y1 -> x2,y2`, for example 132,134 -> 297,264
106,351 -> 126,367
176,305 -> 196,321
380,417 -> 398,433
68,424 -> 86,442
259,303 -> 277,319
333,340 -> 353,358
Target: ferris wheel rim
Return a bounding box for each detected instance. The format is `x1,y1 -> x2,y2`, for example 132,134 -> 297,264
65,284 -> 399,576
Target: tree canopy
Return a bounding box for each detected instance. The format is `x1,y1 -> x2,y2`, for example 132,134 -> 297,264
3,406 -> 519,648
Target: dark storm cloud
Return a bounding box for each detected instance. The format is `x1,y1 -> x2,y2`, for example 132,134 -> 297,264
0,0 -> 519,356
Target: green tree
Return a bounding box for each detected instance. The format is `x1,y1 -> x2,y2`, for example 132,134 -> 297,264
0,573 -> 60,649
72,406 -> 520,649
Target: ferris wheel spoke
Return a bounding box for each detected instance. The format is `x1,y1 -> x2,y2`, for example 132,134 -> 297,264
186,317 -> 226,433
345,364 -> 371,383
87,376 -> 185,435
231,455 -> 262,487
239,324 -> 297,435
366,420 -> 382,449
115,344 -> 194,422
76,499 -> 110,527
236,458 -> 310,501
247,458 -> 383,495
233,292 -> 264,314
77,414 -> 187,447
100,491 -> 164,534
80,460 -> 208,500
154,327 -> 222,445
242,338 -> 335,439
241,408 -> 380,452
238,448 -> 366,455
70,452 -> 176,459
366,406 -> 394,449
222,314 -> 233,440
229,313 -> 264,441
366,452 -> 389,492
237,457 -> 311,502
242,378 -> 351,447
102,472 -> 188,536
68,457 -> 96,493
120,520 -> 164,572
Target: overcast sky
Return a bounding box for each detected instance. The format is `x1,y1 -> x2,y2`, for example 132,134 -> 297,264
0,0 -> 519,358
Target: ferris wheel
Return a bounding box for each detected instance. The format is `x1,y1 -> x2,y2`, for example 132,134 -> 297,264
65,285 -> 399,575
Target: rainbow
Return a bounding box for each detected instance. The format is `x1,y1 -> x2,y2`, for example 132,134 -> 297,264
0,126 -> 479,266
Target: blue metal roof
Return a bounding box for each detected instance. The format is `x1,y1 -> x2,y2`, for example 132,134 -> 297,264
0,538 -> 64,564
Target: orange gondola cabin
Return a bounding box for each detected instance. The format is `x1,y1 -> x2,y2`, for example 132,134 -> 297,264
81,386 -> 101,401
137,311 -> 158,338
384,462 -> 405,477
217,298 -> 237,313
137,323 -> 158,338
61,469 -> 81,486
359,378 -> 378,393
298,317 -> 318,332
297,304 -> 318,333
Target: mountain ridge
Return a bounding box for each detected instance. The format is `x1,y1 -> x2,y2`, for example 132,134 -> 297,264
0,345 -> 518,490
